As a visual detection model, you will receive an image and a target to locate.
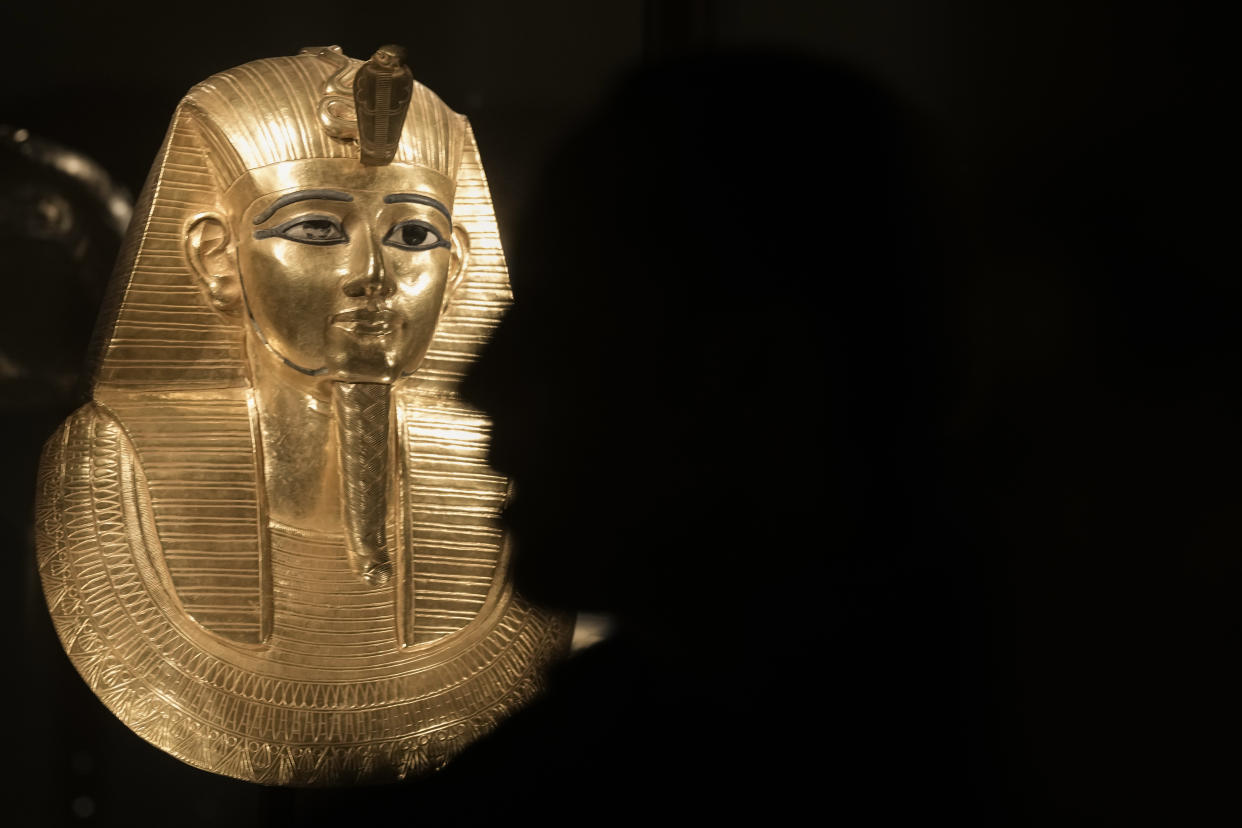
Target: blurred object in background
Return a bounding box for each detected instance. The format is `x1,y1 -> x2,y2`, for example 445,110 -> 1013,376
0,124 -> 130,413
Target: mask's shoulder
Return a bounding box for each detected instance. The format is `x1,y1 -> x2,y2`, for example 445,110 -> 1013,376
37,401 -> 123,497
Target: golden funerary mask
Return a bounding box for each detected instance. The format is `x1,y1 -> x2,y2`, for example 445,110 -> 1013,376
34,46 -> 571,785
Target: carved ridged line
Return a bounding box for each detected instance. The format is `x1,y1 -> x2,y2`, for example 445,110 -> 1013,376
398,396 -> 506,643
104,396 -> 265,641
98,113 -> 245,389
409,126 -> 510,395
333,382 -> 393,586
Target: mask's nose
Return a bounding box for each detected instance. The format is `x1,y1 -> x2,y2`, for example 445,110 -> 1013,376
342,232 -> 392,300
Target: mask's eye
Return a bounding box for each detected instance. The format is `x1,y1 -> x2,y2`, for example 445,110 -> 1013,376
383,219 -> 450,251
254,214 -> 348,245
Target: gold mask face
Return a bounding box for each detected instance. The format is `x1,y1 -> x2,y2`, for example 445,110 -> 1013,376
34,48 -> 571,786
212,161 -> 465,384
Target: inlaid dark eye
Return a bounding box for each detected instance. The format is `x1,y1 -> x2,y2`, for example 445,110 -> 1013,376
383,220 -> 449,251
283,219 -> 343,243
255,214 -> 348,245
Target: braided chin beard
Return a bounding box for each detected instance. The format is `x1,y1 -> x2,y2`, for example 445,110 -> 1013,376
332,381 -> 393,586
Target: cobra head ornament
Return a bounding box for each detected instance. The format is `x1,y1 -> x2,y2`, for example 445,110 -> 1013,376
354,44 -> 415,166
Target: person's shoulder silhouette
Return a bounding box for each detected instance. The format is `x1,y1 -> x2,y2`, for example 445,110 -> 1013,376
451,52 -> 969,821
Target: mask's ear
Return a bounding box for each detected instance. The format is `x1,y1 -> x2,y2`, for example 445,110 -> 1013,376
444,223 -> 470,315
185,212 -> 242,316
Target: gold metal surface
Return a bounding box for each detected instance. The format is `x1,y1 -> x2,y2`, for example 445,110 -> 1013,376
354,45 -> 415,166
34,47 -> 571,786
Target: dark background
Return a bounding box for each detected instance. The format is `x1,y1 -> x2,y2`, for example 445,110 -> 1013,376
2,2 -> 1236,825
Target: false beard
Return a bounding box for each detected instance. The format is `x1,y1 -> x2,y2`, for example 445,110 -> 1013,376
332,381 -> 393,586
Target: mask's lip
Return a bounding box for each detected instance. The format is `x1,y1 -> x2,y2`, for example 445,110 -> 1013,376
332,307 -> 396,323
331,307 -> 397,335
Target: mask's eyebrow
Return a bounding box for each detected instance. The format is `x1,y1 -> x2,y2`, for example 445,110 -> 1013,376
384,193 -> 451,221
252,189 -> 353,225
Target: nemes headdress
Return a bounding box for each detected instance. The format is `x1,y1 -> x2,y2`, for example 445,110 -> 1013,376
187,46 -> 464,185
37,47 -> 570,785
